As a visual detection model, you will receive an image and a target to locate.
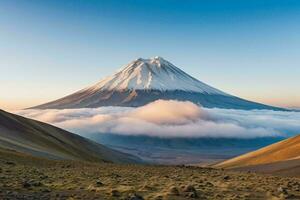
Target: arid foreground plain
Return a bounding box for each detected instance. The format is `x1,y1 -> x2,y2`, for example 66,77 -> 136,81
1,147 -> 300,200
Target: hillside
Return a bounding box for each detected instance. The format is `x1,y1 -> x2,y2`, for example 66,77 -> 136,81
215,134 -> 300,169
0,109 -> 139,163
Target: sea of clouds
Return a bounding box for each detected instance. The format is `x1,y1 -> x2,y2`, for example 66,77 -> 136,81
16,100 -> 300,138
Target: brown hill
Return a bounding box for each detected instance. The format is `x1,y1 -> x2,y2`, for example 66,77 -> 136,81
0,109 -> 140,164
215,135 -> 300,169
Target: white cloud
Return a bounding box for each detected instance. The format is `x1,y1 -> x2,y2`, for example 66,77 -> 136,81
15,100 -> 300,138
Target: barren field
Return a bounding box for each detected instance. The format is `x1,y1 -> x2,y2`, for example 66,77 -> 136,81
1,148 -> 300,200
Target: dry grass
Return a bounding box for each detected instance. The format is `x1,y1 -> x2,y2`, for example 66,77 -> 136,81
1,148 -> 300,200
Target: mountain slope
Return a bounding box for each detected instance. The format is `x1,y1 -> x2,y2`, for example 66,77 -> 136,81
0,109 -> 139,163
215,134 -> 300,169
81,56 -> 228,94
33,56 -> 284,110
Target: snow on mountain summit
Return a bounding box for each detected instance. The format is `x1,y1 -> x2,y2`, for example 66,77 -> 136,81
90,56 -> 228,95
32,56 -> 285,110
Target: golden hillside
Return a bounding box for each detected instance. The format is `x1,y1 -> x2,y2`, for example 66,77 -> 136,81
215,134 -> 300,169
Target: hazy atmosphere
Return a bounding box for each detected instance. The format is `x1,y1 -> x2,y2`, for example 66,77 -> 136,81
1,0 -> 300,110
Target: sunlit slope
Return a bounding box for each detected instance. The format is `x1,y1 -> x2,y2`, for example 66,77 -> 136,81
215,134 -> 300,169
0,109 -> 139,163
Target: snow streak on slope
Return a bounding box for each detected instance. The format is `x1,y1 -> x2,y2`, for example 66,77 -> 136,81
32,56 -> 285,110
84,56 -> 229,95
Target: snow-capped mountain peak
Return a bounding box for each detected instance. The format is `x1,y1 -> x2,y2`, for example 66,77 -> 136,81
90,57 -> 228,95
33,56 -> 284,110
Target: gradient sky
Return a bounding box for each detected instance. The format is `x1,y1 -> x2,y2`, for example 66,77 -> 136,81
1,0 -> 300,110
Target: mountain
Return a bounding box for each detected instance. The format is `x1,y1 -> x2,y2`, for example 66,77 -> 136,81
214,134 -> 300,176
32,56 -> 284,110
0,109 -> 139,163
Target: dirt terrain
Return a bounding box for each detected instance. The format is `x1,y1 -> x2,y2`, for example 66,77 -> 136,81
230,158 -> 300,178
1,148 -> 300,200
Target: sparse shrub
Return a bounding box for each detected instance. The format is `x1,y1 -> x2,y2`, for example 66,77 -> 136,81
169,186 -> 180,196
96,180 -> 103,186
111,189 -> 121,197
183,185 -> 198,198
128,193 -> 144,200
22,181 -> 31,188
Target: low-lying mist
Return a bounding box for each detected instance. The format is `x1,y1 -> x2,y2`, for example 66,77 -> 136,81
16,100 -> 300,139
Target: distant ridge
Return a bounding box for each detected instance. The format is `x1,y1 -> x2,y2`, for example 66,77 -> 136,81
33,57 -> 286,111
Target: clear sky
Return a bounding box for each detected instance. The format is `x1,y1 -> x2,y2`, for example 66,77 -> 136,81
1,0 -> 300,110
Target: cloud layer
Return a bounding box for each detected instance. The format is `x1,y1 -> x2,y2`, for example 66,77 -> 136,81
16,100 -> 300,138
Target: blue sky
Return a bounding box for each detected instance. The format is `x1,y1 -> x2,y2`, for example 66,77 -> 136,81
1,0 -> 300,110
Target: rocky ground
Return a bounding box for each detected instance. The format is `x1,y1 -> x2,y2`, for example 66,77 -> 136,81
1,149 -> 300,200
